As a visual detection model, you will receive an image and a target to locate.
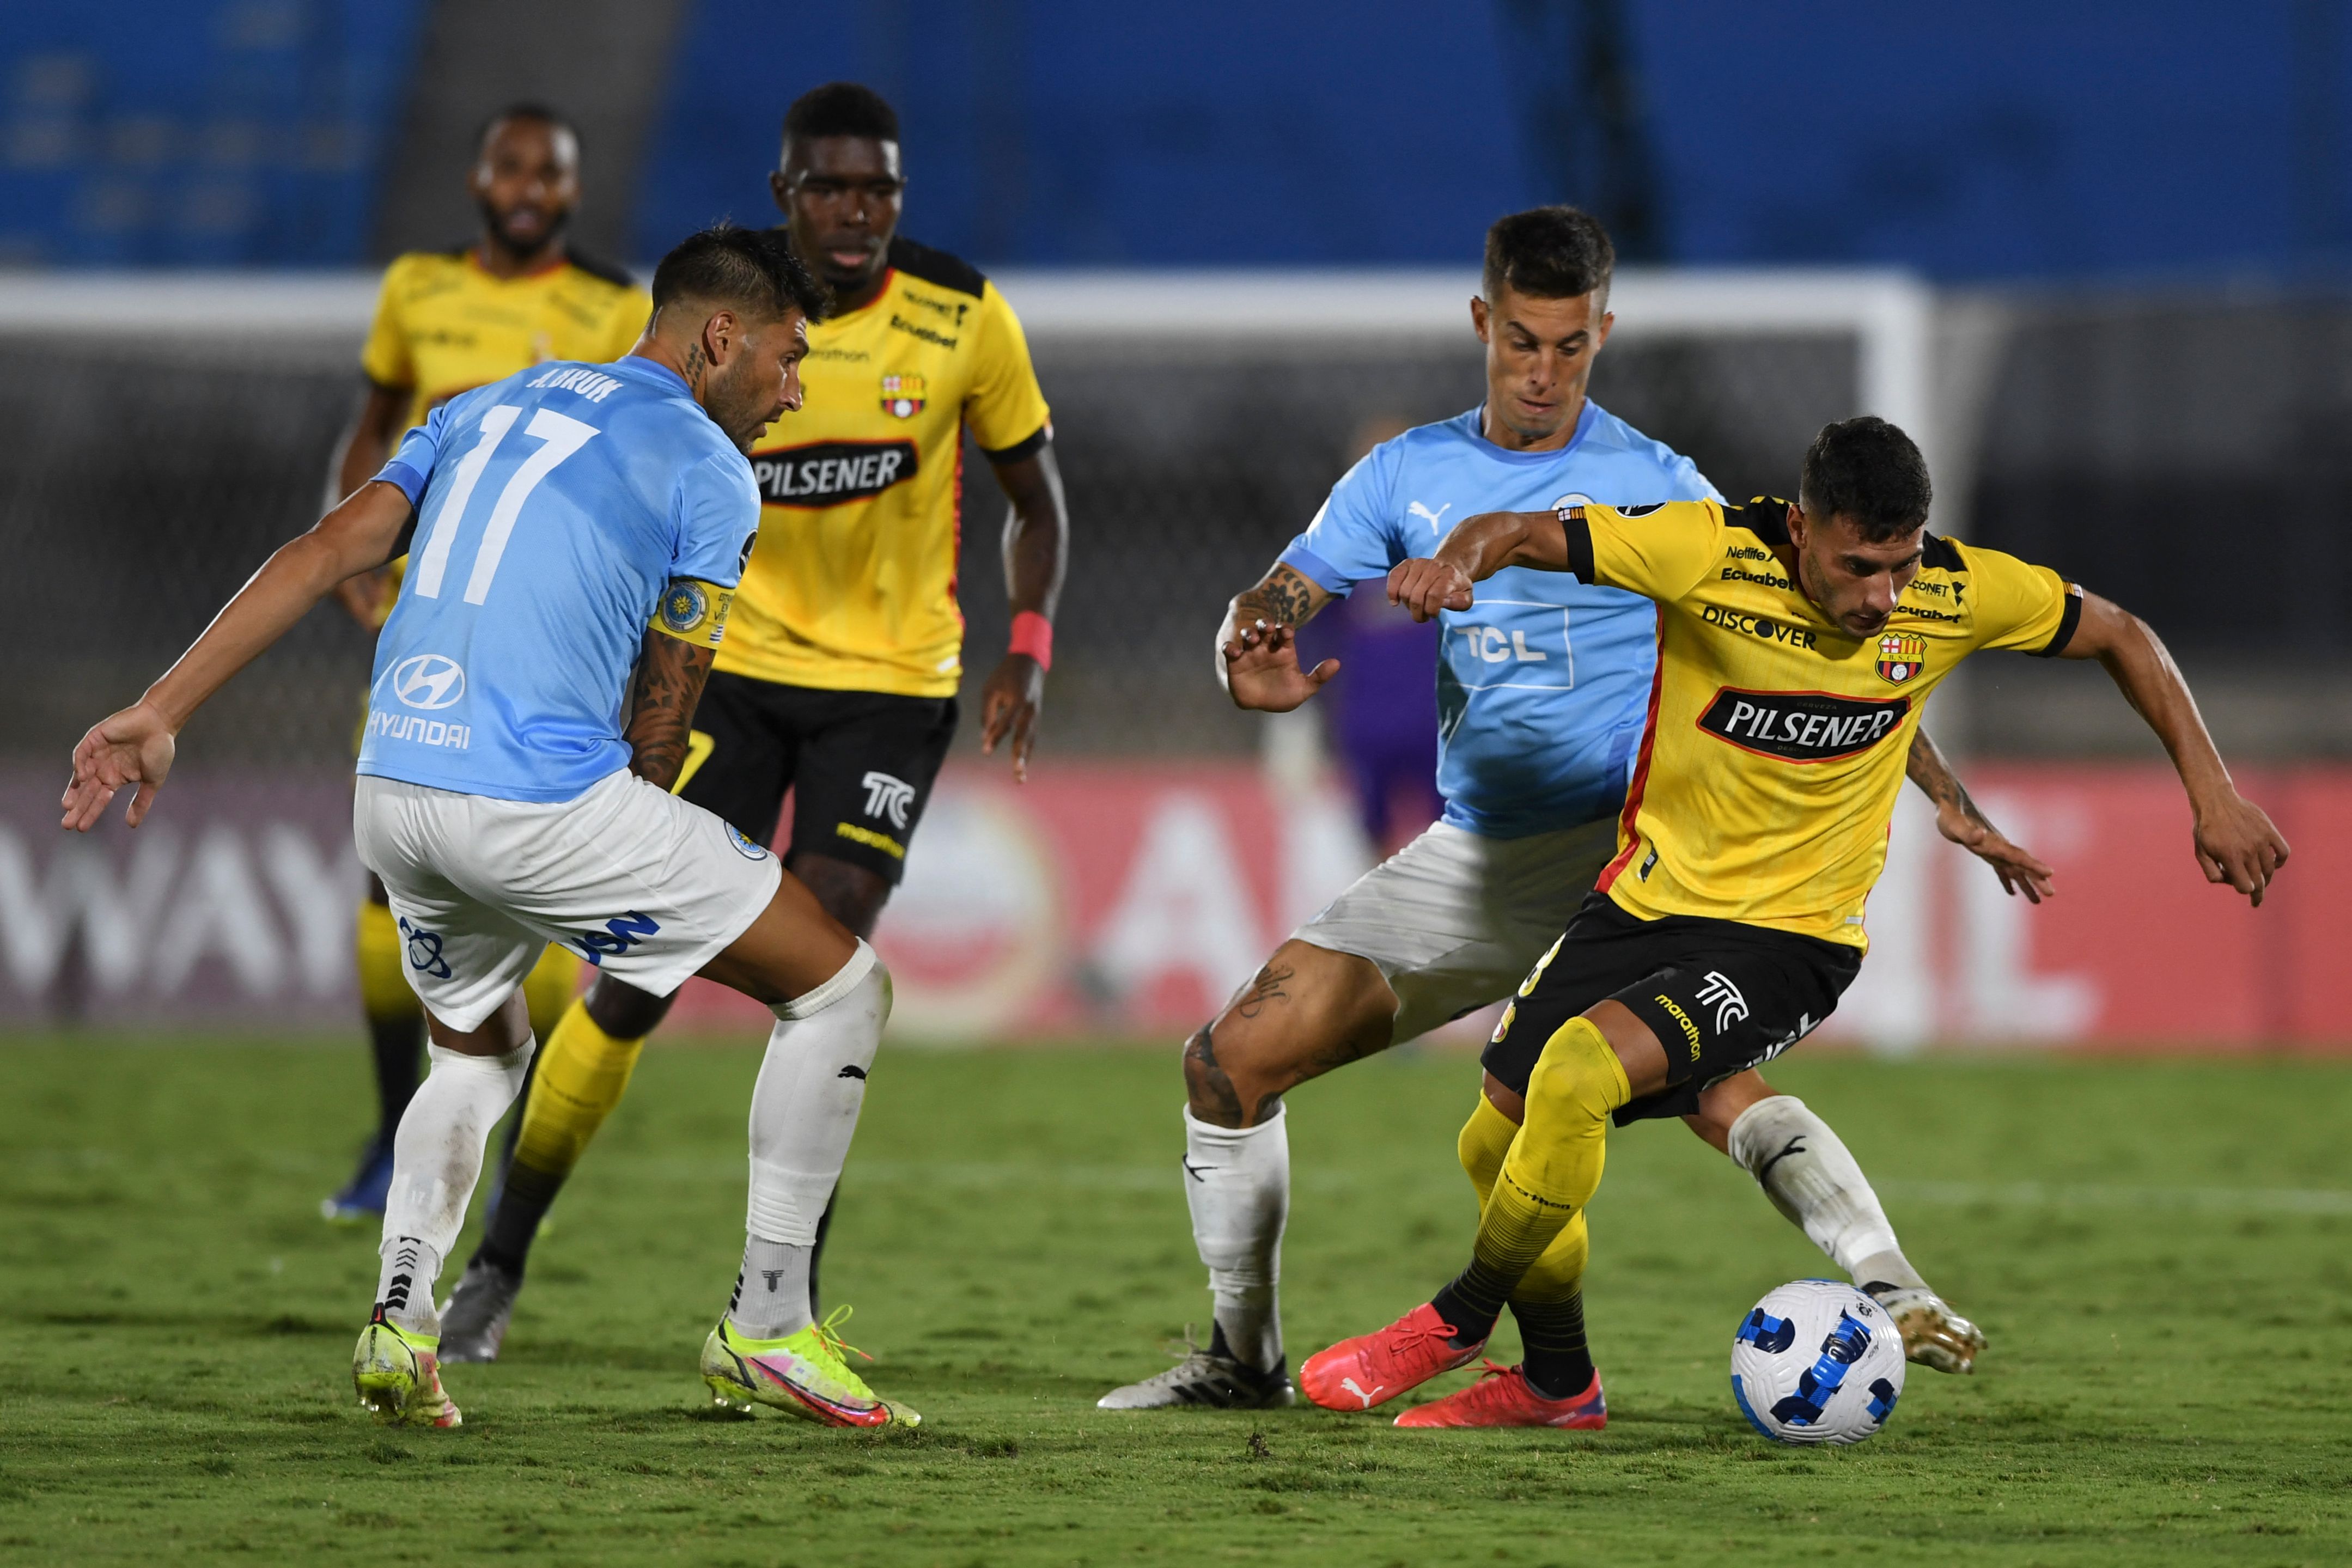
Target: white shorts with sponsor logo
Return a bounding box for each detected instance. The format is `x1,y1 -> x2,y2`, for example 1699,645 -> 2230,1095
353,770 -> 783,1032
1290,816 -> 1621,1044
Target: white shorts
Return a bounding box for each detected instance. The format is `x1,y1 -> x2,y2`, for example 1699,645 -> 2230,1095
354,770 -> 784,1032
1291,816 -> 1620,1044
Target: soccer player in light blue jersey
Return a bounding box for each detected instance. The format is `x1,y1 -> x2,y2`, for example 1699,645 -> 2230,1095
63,225 -> 919,1432
1102,208 -> 2052,1413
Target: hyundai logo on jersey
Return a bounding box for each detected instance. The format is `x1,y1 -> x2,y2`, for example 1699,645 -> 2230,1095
391,654 -> 466,710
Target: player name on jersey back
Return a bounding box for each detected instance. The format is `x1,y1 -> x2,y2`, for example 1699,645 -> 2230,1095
357,356 -> 760,804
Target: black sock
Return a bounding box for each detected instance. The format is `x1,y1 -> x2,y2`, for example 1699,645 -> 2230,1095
1514,1292 -> 1595,1398
474,1157 -> 564,1277
807,1192 -> 836,1319
368,1011 -> 425,1147
1428,1259 -> 1514,1348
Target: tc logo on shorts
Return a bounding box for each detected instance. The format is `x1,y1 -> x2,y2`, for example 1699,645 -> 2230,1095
391,654 -> 466,710
860,770 -> 916,830
724,822 -> 770,861
398,916 -> 452,979
1697,971 -> 1750,1033
574,911 -> 662,967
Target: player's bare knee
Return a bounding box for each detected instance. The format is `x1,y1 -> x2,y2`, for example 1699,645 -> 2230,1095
586,974 -> 672,1038
1482,1070 -> 1526,1124
1687,1072 -> 1779,1155
789,852 -> 893,941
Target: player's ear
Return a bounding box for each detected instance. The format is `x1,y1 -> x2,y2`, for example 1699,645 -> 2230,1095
1470,296 -> 1490,343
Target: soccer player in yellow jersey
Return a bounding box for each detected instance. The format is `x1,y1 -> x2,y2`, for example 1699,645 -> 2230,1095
320,103 -> 653,1223
1303,415 -> 2289,1429
437,82 -> 1069,1359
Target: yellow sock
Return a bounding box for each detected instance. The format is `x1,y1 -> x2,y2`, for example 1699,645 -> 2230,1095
520,944 -> 584,1048
510,997 -> 647,1183
1457,1089 -> 1593,1301
1470,1016 -> 1630,1284
355,901 -> 421,1023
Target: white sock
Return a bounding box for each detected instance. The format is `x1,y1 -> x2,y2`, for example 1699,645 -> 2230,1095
1727,1094 -> 1927,1292
379,1038 -> 536,1334
1183,1105 -> 1290,1374
732,942 -> 888,1341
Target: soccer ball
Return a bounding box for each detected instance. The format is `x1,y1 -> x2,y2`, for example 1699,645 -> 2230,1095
1729,1279 -> 1906,1445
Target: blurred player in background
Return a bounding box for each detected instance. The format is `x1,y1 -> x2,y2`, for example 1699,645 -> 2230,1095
320,103 -> 652,1223
69,224 -> 924,1431
1101,208 -> 2039,1412
1320,418 -> 2286,1427
437,81 -> 1069,1359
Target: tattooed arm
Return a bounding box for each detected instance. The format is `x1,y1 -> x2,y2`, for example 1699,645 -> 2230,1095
623,629 -> 717,792
1216,561 -> 1339,712
1906,727 -> 2056,902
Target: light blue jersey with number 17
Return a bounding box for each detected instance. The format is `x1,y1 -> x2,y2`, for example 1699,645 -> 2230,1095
356,356 -> 760,804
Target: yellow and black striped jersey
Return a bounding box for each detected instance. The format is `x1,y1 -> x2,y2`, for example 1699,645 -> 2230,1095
723,236 -> 1052,700
1564,498 -> 2079,949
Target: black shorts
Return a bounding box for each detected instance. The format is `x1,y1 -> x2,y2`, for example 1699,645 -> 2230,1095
1480,892 -> 1861,1125
677,671 -> 959,886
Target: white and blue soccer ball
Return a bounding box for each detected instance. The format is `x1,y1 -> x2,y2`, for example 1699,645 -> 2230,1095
1729,1279 -> 1906,1445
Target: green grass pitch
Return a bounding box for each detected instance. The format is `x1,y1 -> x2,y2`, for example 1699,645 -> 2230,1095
3,1036 -> 2349,1566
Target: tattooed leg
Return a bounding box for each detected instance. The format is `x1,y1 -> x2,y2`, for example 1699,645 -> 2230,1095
1179,939 -> 1399,1130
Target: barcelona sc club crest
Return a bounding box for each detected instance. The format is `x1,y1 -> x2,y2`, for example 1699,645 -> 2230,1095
880,373 -> 927,418
1876,631 -> 1927,685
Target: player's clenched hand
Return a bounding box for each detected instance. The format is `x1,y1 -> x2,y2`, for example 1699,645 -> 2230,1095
1386,558 -> 1474,623
979,652 -> 1045,783
2192,790 -> 2290,906
60,702 -> 176,832
1221,619 -> 1338,712
1933,801 -> 2056,904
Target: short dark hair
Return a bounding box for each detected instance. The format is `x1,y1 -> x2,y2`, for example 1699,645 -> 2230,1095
651,222 -> 830,324
1483,206 -> 1614,306
1799,417 -> 1933,541
474,101 -> 579,157
782,82 -> 900,147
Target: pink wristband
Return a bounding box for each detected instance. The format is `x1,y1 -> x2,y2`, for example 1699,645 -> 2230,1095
1008,611 -> 1053,670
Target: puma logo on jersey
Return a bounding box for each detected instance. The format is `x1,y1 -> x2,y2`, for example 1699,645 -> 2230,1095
1407,501 -> 1453,532
1339,1377 -> 1385,1408
861,771 -> 916,829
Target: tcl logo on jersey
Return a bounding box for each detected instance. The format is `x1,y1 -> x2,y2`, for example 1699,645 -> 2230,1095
1697,687 -> 1908,762
751,441 -> 918,508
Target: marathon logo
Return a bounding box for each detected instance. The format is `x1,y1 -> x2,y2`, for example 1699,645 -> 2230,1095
1701,603 -> 1817,648
751,441 -> 918,508
366,711 -> 471,750
1697,687 -> 1908,762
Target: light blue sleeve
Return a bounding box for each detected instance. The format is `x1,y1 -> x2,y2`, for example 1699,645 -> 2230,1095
1662,447 -> 1722,504
670,450 -> 761,587
374,404 -> 448,506
1276,442 -> 1400,594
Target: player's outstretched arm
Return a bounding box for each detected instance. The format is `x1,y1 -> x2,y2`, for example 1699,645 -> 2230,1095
1905,728 -> 2056,902
621,629 -> 718,794
1217,562 -> 1336,712
978,446 -> 1069,782
325,380 -> 413,626
1387,510 -> 1567,621
2062,591 -> 2289,904
61,480 -> 418,833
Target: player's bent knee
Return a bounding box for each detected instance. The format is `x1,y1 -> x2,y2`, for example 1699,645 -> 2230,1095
1526,1016 -> 1634,1129
585,974 -> 673,1039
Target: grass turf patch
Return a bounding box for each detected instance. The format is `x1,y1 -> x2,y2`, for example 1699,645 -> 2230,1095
1,1036 -> 2348,1564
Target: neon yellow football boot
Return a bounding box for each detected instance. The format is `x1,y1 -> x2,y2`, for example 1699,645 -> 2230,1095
699,1305 -> 919,1428
352,1309 -> 462,1427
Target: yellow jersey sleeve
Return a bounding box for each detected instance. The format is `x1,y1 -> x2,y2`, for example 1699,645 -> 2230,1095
358,257 -> 415,388
1572,499 -> 1727,602
1951,538 -> 2080,656
964,282 -> 1052,457
601,286 -> 655,362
